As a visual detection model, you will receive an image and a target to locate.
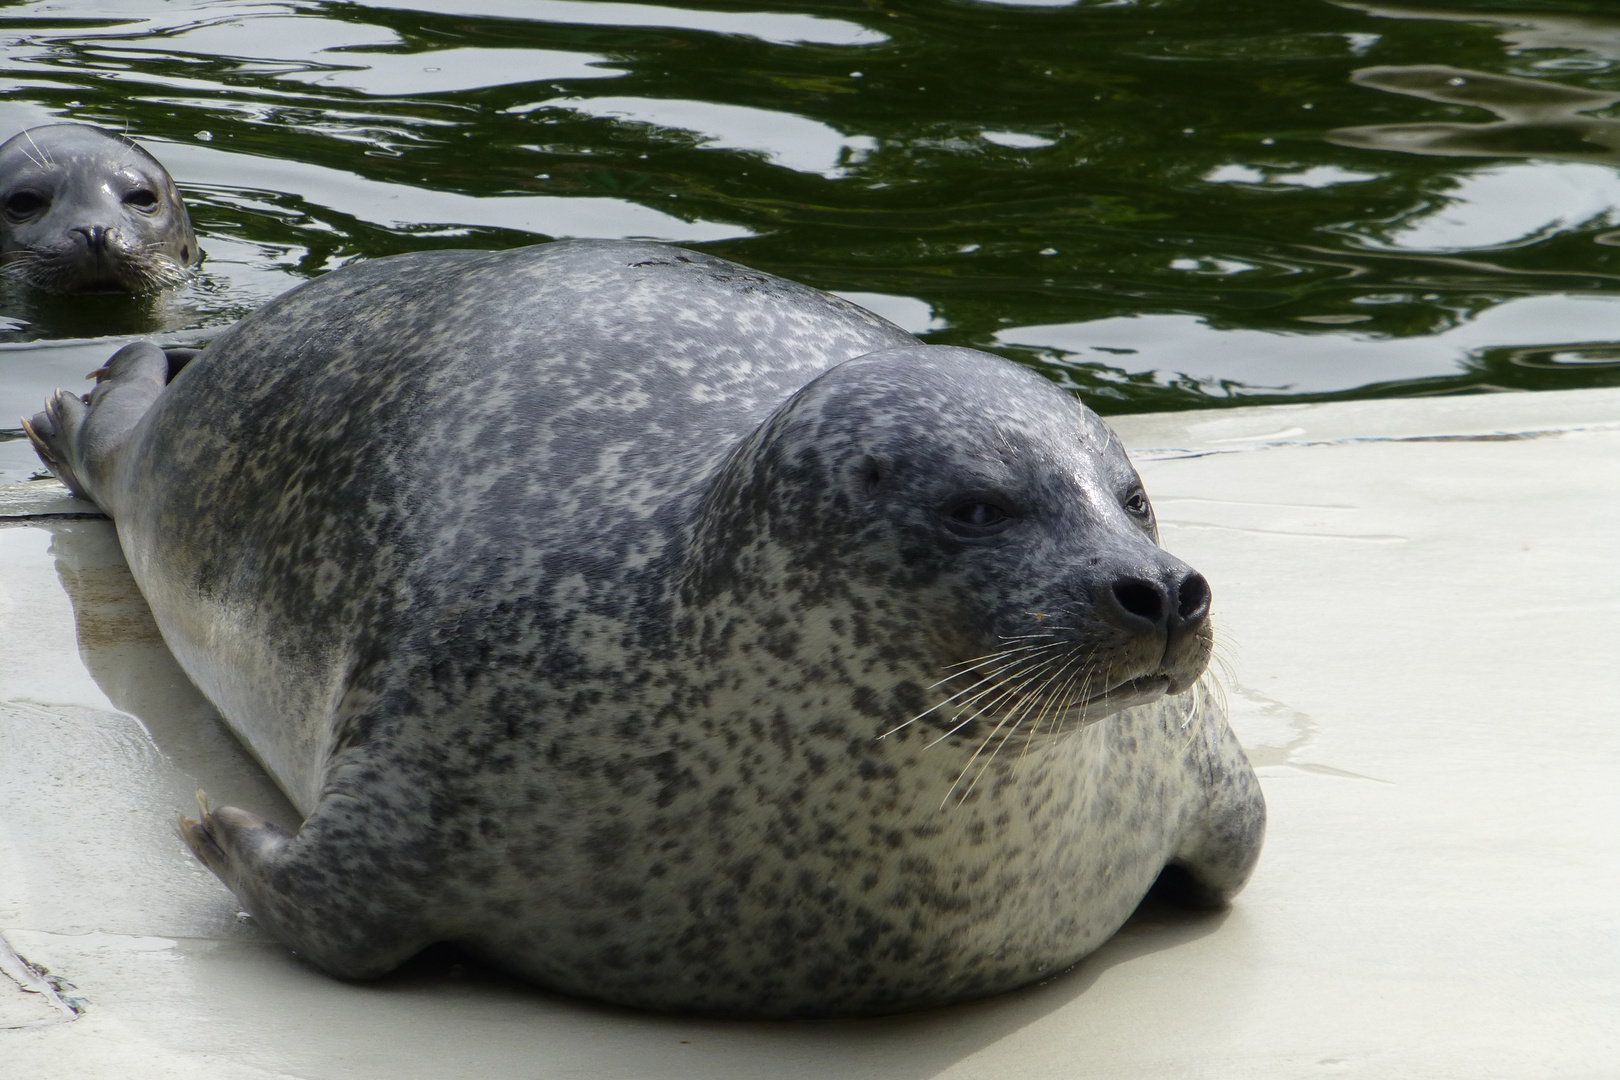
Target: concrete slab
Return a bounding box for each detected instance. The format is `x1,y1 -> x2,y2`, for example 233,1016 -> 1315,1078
3,388 -> 1617,1077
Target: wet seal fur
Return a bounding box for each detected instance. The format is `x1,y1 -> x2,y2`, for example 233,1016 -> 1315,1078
0,124 -> 199,293
24,240 -> 1264,1018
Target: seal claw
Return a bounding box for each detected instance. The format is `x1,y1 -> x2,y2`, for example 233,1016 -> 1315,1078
178,791 -> 227,876
19,415 -> 50,463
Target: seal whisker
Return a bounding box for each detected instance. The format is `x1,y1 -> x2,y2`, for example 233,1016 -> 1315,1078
1071,665 -> 1103,728
940,637 -> 1063,672
951,682 -> 1050,806
885,658 -> 1032,736
21,127 -> 50,168
942,648 -> 1076,803
940,711 -> 1018,807
928,643 -> 1056,687
1014,647 -> 1098,766
883,646 -> 1061,738
1007,653 -> 1081,768
921,658 -> 1061,748
1185,670 -> 1229,732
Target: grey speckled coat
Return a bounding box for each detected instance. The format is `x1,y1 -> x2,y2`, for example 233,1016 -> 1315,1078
25,240 -> 1264,1018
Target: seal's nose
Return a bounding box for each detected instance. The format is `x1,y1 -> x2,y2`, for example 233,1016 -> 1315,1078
1100,567 -> 1211,646
74,225 -> 108,254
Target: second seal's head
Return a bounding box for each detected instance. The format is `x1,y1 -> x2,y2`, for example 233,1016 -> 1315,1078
0,123 -> 200,294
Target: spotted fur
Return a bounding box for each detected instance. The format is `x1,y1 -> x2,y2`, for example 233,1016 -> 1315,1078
27,240 -> 1264,1017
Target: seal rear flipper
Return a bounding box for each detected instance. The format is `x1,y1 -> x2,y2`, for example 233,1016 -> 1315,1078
179,793 -> 437,980
22,340 -> 170,512
21,390 -> 90,499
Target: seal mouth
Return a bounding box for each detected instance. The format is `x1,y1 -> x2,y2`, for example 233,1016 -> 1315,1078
891,667 -> 1176,749
888,667 -> 1188,810
1070,674 -> 1172,719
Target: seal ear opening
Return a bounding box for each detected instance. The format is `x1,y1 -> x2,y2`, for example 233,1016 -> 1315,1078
861,457 -> 884,494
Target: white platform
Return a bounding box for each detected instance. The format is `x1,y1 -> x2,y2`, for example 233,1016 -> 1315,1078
3,388 -> 1617,1077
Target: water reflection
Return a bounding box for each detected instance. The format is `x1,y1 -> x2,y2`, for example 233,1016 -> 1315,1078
160,139 -> 752,242
999,292 -> 1620,398
344,0 -> 887,47
1344,162 -> 1620,252
1330,66 -> 1620,163
3,0 -> 1620,406
1337,3 -> 1620,66
140,13 -> 628,96
525,97 -> 876,178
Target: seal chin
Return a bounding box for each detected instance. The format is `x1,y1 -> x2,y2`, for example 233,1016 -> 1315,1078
6,246 -> 191,294
1071,674 -> 1173,722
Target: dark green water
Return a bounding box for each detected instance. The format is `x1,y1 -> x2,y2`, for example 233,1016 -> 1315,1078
5,0 -> 1620,480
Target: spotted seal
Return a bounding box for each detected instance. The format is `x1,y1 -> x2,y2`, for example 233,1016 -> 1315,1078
24,240 -> 1264,1018
0,123 -> 199,293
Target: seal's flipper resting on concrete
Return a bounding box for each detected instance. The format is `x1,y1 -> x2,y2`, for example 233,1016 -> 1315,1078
1161,691 -> 1268,906
22,340 -> 170,512
32,240 -> 1265,1017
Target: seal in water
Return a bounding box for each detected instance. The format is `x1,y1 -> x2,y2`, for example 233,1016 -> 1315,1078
0,123 -> 199,293
24,240 -> 1264,1018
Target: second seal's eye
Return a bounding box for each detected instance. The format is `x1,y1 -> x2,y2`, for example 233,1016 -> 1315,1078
125,189 -> 159,211
1124,490 -> 1150,518
4,191 -> 47,219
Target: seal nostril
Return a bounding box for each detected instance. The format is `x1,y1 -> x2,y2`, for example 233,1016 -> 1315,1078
1177,572 -> 1211,623
1113,579 -> 1165,625
75,225 -> 108,253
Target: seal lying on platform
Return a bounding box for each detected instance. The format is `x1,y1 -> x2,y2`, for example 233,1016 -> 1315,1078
0,123 -> 199,293
24,240 -> 1265,1017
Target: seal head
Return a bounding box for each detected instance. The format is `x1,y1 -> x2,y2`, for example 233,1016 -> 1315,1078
0,124 -> 199,293
688,345 -> 1215,747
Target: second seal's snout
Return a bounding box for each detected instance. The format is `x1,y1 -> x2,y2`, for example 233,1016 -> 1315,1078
74,224 -> 109,254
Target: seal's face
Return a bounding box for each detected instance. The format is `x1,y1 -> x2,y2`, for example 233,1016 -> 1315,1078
697,345 -> 1213,753
0,124 -> 199,293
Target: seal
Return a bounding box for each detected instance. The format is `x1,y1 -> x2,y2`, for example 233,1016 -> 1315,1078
24,240 -> 1264,1018
0,123 -> 200,293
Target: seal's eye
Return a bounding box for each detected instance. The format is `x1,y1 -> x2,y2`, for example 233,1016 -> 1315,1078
1123,490 -> 1151,519
946,500 -> 1013,535
3,191 -> 47,220
125,189 -> 160,212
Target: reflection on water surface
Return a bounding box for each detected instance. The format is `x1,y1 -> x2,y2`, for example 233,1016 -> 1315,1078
4,0 -> 1620,480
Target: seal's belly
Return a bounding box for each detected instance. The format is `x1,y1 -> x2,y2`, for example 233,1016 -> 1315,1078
456,698 -> 1191,1015
120,524 -> 354,815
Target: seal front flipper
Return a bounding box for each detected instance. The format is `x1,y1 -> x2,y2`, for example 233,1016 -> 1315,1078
1161,690 -> 1267,907
23,340 -> 169,512
180,791 -> 435,979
